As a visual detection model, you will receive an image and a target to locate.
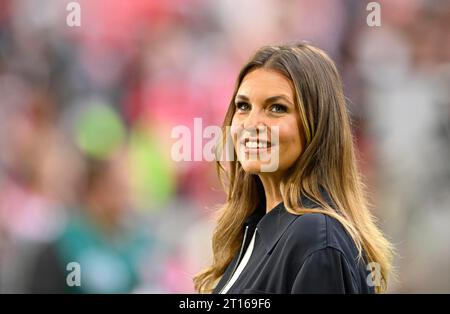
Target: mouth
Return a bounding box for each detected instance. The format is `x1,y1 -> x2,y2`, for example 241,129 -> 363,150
240,137 -> 273,150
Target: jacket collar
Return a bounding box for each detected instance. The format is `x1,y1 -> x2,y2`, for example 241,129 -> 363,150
244,187 -> 335,254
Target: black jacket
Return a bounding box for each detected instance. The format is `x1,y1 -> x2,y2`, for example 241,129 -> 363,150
213,193 -> 375,294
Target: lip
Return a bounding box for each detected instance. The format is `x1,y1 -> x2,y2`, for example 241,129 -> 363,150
239,137 -> 273,153
240,137 -> 272,145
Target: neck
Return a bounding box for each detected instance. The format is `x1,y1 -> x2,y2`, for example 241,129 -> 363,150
258,173 -> 283,213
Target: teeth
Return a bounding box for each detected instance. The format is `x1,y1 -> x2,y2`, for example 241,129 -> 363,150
245,141 -> 268,148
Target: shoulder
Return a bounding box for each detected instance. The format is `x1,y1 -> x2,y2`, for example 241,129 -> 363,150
285,212 -> 360,266
284,212 -> 375,293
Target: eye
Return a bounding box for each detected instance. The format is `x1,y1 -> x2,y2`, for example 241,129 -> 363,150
235,102 -> 251,112
269,104 -> 288,113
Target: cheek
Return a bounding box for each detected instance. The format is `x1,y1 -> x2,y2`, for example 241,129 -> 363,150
230,114 -> 238,126
230,117 -> 242,146
277,119 -> 302,157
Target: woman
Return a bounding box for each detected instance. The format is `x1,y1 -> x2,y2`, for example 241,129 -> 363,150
194,42 -> 394,294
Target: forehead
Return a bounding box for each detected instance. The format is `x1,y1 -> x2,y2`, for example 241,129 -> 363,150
237,68 -> 294,99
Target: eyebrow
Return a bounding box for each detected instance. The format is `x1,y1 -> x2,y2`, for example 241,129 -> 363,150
235,94 -> 294,106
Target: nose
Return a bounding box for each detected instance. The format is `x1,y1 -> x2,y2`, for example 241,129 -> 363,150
243,108 -> 268,131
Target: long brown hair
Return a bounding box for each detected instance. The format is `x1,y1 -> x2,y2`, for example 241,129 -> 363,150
193,42 -> 394,293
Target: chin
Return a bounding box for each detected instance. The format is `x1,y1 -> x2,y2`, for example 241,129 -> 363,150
241,162 -> 261,173
240,161 -> 274,174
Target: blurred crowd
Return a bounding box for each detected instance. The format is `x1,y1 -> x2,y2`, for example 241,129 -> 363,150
0,0 -> 449,293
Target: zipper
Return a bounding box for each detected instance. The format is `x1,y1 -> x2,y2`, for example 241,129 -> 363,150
219,225 -> 249,294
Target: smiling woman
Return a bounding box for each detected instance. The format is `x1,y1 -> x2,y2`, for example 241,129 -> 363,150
231,68 -> 303,205
193,42 -> 395,294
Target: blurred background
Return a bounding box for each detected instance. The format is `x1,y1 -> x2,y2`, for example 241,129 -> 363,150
0,0 -> 449,293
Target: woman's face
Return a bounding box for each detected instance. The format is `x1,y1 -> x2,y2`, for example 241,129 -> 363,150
231,68 -> 303,175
